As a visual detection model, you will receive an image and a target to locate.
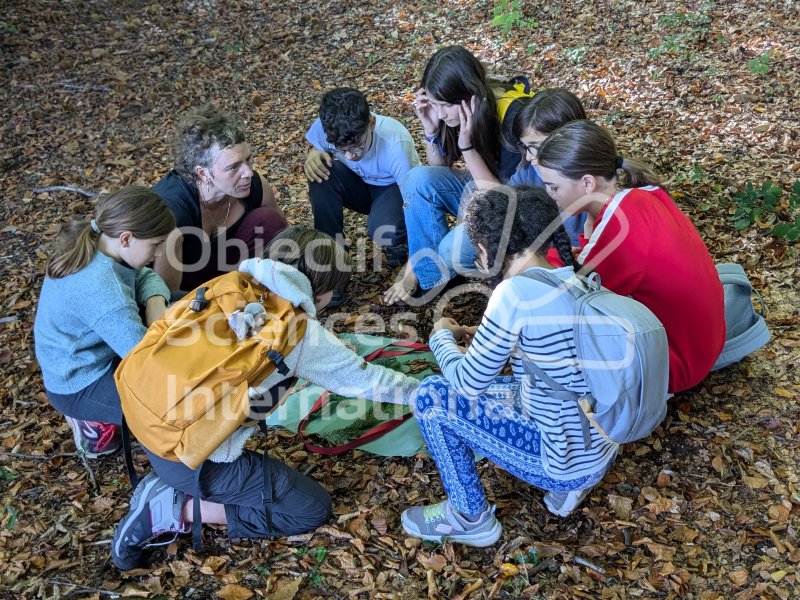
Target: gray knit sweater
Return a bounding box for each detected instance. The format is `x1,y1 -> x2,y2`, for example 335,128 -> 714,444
34,251 -> 169,393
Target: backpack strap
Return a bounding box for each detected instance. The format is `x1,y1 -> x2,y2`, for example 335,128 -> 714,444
257,420 -> 273,535
512,269 -> 611,450
192,467 -> 203,550
120,416 -> 139,489
514,354 -> 593,451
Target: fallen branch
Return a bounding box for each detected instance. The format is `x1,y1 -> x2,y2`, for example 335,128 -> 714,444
0,451 -> 77,461
32,185 -> 96,197
572,555 -> 606,574
48,578 -> 120,598
61,83 -> 112,92
79,451 -> 100,495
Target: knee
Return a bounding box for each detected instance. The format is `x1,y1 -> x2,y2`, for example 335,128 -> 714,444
246,207 -> 287,238
400,166 -> 439,206
414,375 -> 450,415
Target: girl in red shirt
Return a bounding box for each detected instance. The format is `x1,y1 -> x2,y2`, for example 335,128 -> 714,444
536,120 -> 725,393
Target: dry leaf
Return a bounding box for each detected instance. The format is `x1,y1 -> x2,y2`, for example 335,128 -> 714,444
644,497 -> 679,516
217,584 -> 253,600
418,554 -> 447,572
742,475 -> 769,489
607,494 -> 633,520
768,505 -> 790,522
264,578 -> 302,600
729,569 -> 749,586
498,563 -> 519,577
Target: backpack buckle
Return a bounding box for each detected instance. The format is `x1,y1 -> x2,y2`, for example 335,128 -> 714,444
189,287 -> 209,312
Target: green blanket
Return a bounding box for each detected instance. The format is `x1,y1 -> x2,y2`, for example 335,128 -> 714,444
267,334 -> 438,456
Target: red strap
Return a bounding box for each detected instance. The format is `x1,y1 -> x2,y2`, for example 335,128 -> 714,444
298,341 -> 429,454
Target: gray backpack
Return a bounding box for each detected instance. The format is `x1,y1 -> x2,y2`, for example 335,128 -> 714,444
711,263 -> 771,371
517,270 -> 670,449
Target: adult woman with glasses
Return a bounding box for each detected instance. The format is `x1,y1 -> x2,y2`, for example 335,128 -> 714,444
305,87 -> 420,307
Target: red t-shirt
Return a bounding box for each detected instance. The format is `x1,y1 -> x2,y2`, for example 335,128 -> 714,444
579,186 -> 725,393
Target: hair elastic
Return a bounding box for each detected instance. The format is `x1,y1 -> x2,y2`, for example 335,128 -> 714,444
615,156 -> 624,169
90,219 -> 102,234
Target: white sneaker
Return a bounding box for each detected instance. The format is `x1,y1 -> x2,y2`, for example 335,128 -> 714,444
401,500 -> 502,547
544,488 -> 590,517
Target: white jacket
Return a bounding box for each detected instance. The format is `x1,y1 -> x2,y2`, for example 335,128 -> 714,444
209,258 -> 421,462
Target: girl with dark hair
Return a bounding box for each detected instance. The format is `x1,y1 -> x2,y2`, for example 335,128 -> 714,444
384,45 -> 532,305
400,186 -> 618,547
536,120 -> 725,393
437,89 -> 591,275
34,186 -> 175,458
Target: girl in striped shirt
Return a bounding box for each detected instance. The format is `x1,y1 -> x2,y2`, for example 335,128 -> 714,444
401,186 -> 618,547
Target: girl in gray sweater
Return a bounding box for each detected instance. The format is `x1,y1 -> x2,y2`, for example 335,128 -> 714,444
34,186 -> 175,458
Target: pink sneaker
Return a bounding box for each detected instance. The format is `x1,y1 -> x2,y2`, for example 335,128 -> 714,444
65,416 -> 121,458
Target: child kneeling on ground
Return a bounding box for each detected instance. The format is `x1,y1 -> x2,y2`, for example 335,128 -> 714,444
34,187 -> 174,459
112,225 -> 421,570
401,186 -> 620,547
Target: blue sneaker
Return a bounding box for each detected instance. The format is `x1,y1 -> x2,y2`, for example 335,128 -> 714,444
401,500 -> 502,547
111,472 -> 189,570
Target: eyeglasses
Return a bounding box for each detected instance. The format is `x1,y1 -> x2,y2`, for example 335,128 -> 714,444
517,141 -> 541,157
332,127 -> 372,157
473,258 -> 490,276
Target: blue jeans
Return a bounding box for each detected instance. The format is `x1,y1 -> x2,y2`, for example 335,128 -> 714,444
414,375 -> 608,516
400,166 -> 474,289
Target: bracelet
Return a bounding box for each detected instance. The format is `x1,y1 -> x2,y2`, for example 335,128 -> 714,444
458,145 -> 474,152
424,131 -> 439,143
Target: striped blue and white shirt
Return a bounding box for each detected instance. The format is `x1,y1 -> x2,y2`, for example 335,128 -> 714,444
429,266 -> 617,480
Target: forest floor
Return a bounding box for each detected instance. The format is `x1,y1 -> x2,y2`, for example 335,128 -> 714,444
1,0 -> 799,598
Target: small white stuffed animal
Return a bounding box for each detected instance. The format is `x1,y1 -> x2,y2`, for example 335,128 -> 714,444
228,302 -> 268,340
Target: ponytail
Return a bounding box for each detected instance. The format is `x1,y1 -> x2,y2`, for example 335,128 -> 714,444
551,226 -> 580,272
46,222 -> 100,279
618,157 -> 663,189
538,120 -> 664,189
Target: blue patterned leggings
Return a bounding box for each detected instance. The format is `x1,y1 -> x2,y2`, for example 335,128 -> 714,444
415,375 -> 608,516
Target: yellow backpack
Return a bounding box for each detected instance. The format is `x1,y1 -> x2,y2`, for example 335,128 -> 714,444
115,271 -> 307,469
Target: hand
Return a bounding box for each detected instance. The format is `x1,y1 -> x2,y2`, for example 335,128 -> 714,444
461,325 -> 478,345
383,263 -> 418,306
432,317 -> 466,339
457,95 -> 478,149
304,148 -> 332,183
413,88 -> 440,137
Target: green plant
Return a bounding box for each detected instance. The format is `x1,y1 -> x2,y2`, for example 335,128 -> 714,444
563,45 -> 587,64
747,52 -> 770,76
4,505 -> 17,529
732,180 -> 800,241
307,547 -> 328,585
772,181 -> 800,242
0,467 -> 19,481
223,42 -> 243,54
647,4 -> 712,61
732,181 -> 782,229
492,0 -> 537,35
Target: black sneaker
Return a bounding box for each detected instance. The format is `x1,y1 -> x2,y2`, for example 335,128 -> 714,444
111,472 -> 189,570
